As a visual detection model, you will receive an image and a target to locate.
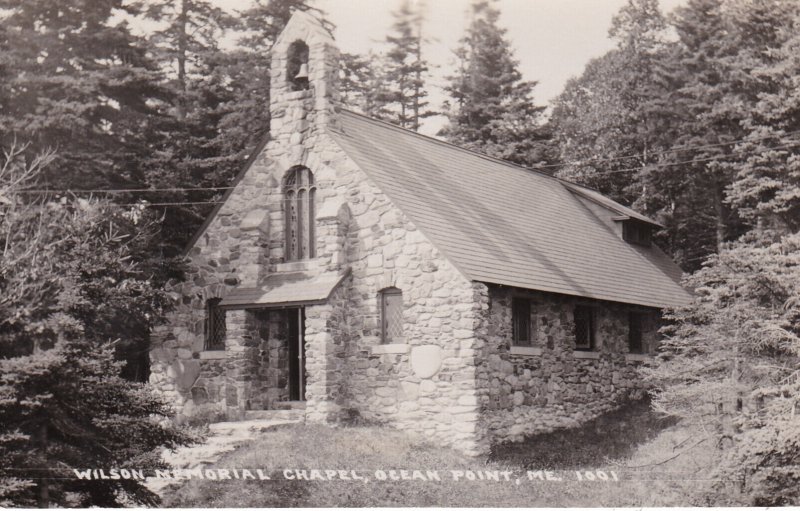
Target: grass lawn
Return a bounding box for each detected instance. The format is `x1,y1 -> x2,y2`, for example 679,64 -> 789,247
164,400 -> 741,507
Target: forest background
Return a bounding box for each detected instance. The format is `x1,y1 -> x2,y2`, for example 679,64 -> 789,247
1,0 -> 799,506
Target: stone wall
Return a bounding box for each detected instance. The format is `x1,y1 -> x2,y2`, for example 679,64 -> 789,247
312,149 -> 485,455
475,285 -> 659,444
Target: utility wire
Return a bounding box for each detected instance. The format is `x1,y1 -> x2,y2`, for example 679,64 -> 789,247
123,201 -> 224,206
550,138 -> 800,177
7,133 -> 800,200
15,186 -> 234,194
531,128 -> 800,171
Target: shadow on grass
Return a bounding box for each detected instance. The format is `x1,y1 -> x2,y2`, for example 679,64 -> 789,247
489,397 -> 679,470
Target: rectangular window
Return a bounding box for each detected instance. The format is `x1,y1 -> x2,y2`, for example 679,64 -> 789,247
205,298 -> 226,351
512,297 -> 532,346
381,289 -> 403,344
628,312 -> 644,354
623,221 -> 652,246
574,305 -> 595,350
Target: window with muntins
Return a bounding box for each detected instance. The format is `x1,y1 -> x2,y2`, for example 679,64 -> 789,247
574,305 -> 595,350
205,298 -> 226,351
284,167 -> 316,261
380,288 -> 403,344
512,297 -> 533,346
628,312 -> 644,354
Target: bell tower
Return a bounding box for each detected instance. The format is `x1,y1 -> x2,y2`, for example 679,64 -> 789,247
269,11 -> 340,140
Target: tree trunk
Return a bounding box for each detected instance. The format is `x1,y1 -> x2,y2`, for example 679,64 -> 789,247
714,181 -> 726,251
37,423 -> 48,509
176,0 -> 189,121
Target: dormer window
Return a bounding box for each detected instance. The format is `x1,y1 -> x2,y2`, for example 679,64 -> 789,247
287,40 -> 310,91
284,166 -> 315,261
622,220 -> 652,247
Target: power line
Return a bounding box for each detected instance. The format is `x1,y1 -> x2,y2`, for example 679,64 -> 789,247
7,133 -> 800,199
15,186 -> 235,194
534,128 -> 800,171
560,139 -> 800,177
123,201 -> 223,206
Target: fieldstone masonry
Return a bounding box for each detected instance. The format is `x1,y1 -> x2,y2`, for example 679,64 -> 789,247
475,286 -> 659,443
150,11 -> 665,456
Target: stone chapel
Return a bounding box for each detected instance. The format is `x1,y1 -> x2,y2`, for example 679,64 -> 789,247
149,11 -> 691,455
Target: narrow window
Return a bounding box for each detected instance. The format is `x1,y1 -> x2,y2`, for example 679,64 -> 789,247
380,288 -> 403,344
283,167 -> 316,261
628,312 -> 644,354
205,298 -> 226,351
512,297 -> 532,346
574,305 -> 595,351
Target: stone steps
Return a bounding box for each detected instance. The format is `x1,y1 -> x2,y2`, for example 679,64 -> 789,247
243,409 -> 305,421
146,417 -> 302,497
273,400 -> 307,410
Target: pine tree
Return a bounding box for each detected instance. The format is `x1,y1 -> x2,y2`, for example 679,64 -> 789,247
0,0 -> 171,190
551,0 -> 673,205
0,145 -> 195,507
339,51 -> 389,118
379,0 -> 434,130
440,0 -> 549,167
138,0 -> 237,254
644,232 -> 800,505
143,0 -> 233,118
725,2 -> 800,233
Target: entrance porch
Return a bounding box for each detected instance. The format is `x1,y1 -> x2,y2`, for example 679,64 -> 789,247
223,306 -> 307,418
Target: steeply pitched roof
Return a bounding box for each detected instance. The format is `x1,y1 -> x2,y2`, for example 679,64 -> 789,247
329,110 -> 691,309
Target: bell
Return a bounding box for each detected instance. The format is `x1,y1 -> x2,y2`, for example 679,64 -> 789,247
295,63 -> 309,80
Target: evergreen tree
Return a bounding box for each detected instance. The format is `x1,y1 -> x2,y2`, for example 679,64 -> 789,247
339,51 -> 389,118
0,0 -> 171,190
440,0 -> 550,167
0,145 -> 195,507
138,0 -> 237,254
550,0 -> 676,208
379,0 -> 434,130
644,232 -> 800,505
143,0 -> 234,120
725,2 -> 800,233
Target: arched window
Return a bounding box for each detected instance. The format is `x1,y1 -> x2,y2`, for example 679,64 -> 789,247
287,40 -> 310,91
379,287 -> 404,344
284,166 -> 316,261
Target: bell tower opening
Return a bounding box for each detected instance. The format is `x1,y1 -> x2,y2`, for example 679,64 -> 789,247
287,40 -> 310,91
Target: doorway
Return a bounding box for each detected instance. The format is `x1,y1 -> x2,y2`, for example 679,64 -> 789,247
286,307 -> 307,401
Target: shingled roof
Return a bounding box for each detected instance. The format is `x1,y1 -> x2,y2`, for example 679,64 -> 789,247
329,110 -> 691,309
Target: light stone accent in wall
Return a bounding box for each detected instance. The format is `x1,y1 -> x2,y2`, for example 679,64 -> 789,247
410,345 -> 443,379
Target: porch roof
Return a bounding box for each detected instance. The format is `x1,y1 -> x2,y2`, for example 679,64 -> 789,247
220,270 -> 348,309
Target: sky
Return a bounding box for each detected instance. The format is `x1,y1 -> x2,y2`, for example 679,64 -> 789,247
216,0 -> 688,134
